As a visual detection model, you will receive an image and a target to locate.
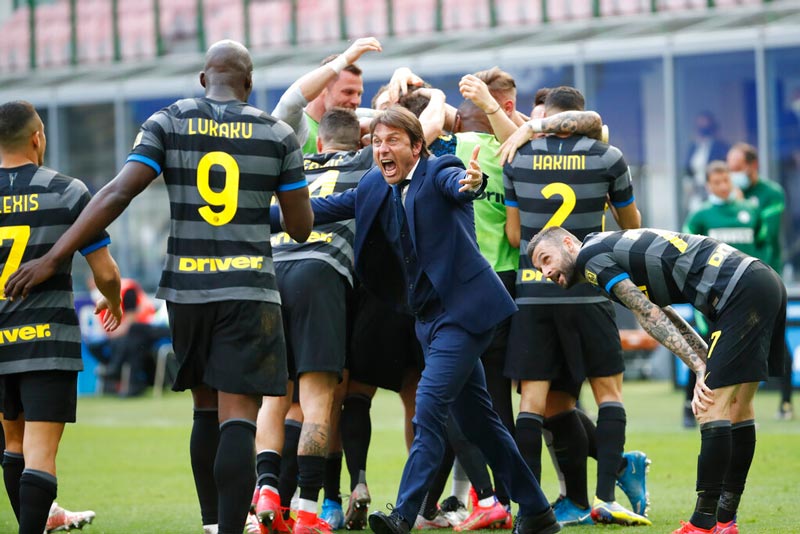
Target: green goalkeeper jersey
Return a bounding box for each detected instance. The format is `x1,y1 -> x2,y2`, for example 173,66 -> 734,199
683,199 -> 762,258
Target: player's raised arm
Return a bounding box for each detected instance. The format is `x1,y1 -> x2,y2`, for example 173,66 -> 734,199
498,111 -> 603,165
4,161 -> 157,300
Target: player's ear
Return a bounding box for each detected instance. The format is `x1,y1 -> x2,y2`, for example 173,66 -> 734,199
199,72 -> 207,88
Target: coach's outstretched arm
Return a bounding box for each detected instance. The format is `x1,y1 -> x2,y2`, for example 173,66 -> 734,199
5,161 -> 157,299
611,277 -> 714,414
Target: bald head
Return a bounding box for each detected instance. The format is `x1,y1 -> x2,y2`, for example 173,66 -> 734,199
201,40 -> 254,100
455,99 -> 492,135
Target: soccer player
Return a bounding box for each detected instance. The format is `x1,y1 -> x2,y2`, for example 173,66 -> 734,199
4,41 -> 313,534
680,160 -> 763,426
271,37 -> 382,154
0,100 -> 122,534
275,106 -> 561,534
529,226 -> 786,534
726,143 -> 793,420
500,86 -> 648,527
253,108 -> 375,534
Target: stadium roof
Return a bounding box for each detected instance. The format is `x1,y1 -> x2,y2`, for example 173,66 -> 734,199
1,1 -> 799,105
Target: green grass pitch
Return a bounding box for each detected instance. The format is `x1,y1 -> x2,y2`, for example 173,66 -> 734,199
1,381 -> 798,533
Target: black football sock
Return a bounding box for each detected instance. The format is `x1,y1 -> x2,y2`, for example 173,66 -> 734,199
2,451 -> 24,520
595,402 -> 626,502
447,418 -> 493,501
690,421 -> 731,529
546,410 -> 590,509
18,469 -> 56,534
256,450 -> 282,490
341,394 -> 371,492
278,419 -> 302,508
515,412 -> 544,482
297,455 -> 326,505
191,409 -> 219,526
575,409 -> 598,460
324,452 -> 343,503
215,419 -> 256,534
781,346 -> 793,404
718,420 -> 755,523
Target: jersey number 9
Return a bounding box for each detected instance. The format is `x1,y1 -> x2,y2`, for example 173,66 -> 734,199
197,151 -> 239,226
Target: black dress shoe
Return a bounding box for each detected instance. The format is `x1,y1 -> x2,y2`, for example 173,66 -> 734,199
512,508 -> 561,534
368,510 -> 410,534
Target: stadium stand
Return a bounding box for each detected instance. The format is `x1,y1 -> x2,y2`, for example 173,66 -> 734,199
343,0 -> 389,39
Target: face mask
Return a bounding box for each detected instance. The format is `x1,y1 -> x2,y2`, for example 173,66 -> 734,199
791,99 -> 800,115
730,171 -> 749,189
707,193 -> 724,205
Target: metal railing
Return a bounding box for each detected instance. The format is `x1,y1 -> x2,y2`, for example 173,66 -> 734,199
3,0 -> 775,72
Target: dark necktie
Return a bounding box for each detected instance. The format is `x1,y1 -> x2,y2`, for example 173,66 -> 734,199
391,179 -> 411,228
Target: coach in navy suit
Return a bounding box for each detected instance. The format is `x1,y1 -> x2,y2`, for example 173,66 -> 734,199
283,107 -> 559,534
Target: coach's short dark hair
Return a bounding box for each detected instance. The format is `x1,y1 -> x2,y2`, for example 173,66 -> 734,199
321,54 -> 362,77
319,108 -> 361,151
0,100 -> 38,150
544,86 -> 585,112
370,106 -> 430,157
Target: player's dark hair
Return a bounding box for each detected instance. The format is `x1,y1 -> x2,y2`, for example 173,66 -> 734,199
544,86 -> 585,112
321,54 -> 362,77
526,226 -> 579,260
0,100 -> 38,150
318,108 -> 361,151
731,142 -> 758,164
370,106 -> 430,157
397,90 -> 430,118
534,87 -> 551,106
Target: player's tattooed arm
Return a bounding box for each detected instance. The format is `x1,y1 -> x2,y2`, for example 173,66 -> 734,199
612,279 -> 706,373
498,110 -> 603,165
662,306 -> 708,361
540,111 -> 602,140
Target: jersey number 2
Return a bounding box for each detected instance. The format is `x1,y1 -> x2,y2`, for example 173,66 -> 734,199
197,151 -> 239,226
0,225 -> 31,300
541,182 -> 577,228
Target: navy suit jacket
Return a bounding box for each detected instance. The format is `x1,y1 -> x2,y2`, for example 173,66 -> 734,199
299,154 -> 517,335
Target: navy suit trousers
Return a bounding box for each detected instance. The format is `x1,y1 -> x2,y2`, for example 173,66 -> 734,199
393,311 -> 550,523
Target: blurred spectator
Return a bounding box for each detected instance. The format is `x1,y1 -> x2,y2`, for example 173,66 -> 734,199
684,111 -> 730,213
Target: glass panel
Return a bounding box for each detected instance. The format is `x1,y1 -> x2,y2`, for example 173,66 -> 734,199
56,103 -> 116,193
585,58 -> 665,229
766,46 -> 800,283
674,51 -> 757,220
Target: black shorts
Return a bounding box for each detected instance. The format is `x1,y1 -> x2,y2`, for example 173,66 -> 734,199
704,262 -> 787,389
1,371 -> 78,422
167,300 -> 288,396
348,285 -> 424,392
276,259 -> 347,379
504,300 -> 624,391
